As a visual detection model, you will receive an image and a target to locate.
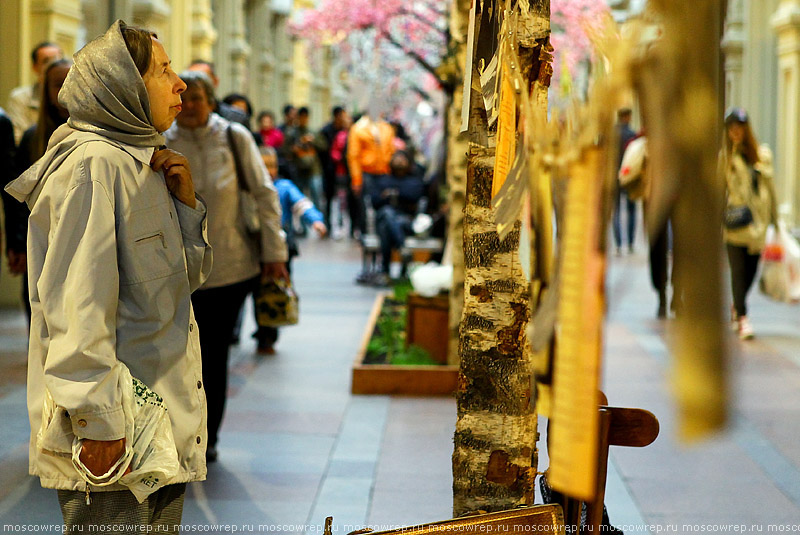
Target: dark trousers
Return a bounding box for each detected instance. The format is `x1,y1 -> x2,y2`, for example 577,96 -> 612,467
58,484 -> 186,533
191,277 -> 256,449
613,187 -> 636,249
727,243 -> 760,317
376,205 -> 412,274
322,171 -> 336,227
346,183 -> 360,237
649,220 -> 670,302
358,173 -> 382,236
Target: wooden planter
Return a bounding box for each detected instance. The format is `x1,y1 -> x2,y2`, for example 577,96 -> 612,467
351,293 -> 460,396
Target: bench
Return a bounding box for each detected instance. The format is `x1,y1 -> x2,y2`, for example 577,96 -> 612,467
359,234 -> 444,279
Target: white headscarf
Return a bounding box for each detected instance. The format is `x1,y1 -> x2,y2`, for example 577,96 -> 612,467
59,19 -> 164,147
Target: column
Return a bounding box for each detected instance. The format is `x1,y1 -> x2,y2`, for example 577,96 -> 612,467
771,0 -> 800,225
132,0 -> 171,46
0,0 -> 30,105
164,0 -> 193,72
213,0 -> 250,97
246,0 -> 275,117
722,0 -> 746,107
30,0 -> 82,55
273,13 -> 293,113
191,0 -> 217,61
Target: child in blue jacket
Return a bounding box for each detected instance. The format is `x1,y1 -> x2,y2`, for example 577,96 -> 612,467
257,147 -> 327,353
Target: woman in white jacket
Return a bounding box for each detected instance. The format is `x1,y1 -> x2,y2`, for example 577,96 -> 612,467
165,71 -> 288,463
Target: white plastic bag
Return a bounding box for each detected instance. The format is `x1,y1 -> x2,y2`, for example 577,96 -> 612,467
759,224 -> 800,303
40,363 -> 180,503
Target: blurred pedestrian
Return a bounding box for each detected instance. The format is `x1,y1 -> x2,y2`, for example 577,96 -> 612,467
330,117 -> 359,239
222,92 -> 261,145
186,59 -> 250,129
318,106 -> 349,228
258,110 -> 284,149
347,113 -> 395,237
368,150 -> 426,286
0,108 -> 16,291
255,146 -> 326,354
7,58 -> 73,325
4,20 -> 210,530
279,104 -> 297,133
284,106 -> 323,214
165,70 -> 288,461
723,107 -> 778,340
613,108 -> 637,255
6,41 -> 63,143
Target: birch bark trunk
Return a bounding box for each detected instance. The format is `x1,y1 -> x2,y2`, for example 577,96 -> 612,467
452,0 -> 550,516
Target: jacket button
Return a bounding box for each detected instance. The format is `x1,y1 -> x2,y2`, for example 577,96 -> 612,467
77,419 -> 87,428
196,436 -> 201,444
197,380 -> 202,389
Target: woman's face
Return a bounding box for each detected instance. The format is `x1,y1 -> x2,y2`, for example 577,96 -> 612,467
728,122 -> 746,146
142,38 -> 186,133
176,84 -> 214,129
47,64 -> 70,120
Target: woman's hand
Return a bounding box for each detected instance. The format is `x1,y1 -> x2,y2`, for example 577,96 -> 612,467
151,148 -> 196,209
261,262 -> 289,282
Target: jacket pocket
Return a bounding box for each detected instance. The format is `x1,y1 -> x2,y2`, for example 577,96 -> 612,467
119,204 -> 184,285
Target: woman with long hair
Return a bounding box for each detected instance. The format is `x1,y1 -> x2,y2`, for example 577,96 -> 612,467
9,57 -> 72,324
723,107 -> 778,340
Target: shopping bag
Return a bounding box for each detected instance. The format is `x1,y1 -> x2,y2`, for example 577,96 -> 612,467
759,224 -> 800,303
255,278 -> 299,327
39,363 -> 180,503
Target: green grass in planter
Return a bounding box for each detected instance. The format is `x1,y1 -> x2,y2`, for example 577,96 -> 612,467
364,294 -> 438,366
389,344 -> 438,366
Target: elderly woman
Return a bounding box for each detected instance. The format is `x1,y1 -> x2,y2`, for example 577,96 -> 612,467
5,21 -> 211,529
165,71 -> 287,463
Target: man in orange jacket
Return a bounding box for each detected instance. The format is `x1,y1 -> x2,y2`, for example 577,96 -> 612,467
347,114 -> 395,236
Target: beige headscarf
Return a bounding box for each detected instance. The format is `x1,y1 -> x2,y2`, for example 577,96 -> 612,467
59,19 -> 164,147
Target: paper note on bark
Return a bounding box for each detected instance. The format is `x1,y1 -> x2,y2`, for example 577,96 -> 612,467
492,64 -> 516,198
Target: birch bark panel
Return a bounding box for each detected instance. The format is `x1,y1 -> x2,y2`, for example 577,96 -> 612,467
453,152 -> 537,515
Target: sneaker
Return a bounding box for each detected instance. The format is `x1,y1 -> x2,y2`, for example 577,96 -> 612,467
738,316 -> 754,340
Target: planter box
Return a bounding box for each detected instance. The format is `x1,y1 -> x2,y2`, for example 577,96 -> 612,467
351,293 -> 459,396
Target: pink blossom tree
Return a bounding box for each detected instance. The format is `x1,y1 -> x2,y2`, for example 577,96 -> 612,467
290,0 -> 450,115
291,0 -> 609,106
550,0 -> 612,100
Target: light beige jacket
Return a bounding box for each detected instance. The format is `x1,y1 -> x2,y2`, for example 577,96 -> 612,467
165,113 -> 288,289
5,125 -> 213,492
724,146 -> 778,254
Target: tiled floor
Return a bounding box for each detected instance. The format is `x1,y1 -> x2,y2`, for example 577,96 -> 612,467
1,234 -> 800,533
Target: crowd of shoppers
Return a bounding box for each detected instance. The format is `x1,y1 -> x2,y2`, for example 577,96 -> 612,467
1,16 -> 789,533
